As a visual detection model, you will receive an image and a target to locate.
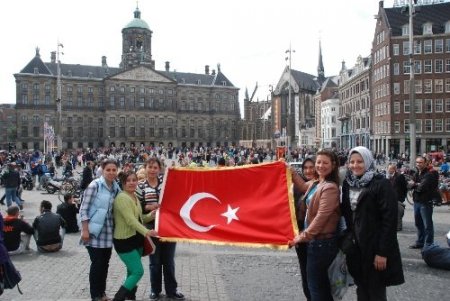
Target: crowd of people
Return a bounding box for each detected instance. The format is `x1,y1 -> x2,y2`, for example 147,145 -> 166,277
1,144 -> 450,300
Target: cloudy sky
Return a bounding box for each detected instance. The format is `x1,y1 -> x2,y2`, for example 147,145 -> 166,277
0,0 -> 395,107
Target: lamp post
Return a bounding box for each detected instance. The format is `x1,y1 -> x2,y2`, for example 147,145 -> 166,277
55,42 -> 64,151
285,45 -> 295,161
408,0 -> 416,166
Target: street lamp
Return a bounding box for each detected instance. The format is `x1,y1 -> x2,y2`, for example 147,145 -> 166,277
407,0 -> 417,166
55,42 -> 64,151
285,45 -> 295,161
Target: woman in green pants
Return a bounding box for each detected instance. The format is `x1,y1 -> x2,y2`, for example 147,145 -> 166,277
112,170 -> 158,301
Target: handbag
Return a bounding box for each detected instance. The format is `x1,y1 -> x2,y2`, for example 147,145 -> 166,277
328,250 -> 353,300
142,236 -> 156,257
0,258 -> 23,295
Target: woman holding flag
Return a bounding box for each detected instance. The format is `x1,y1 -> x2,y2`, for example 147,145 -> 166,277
290,149 -> 341,301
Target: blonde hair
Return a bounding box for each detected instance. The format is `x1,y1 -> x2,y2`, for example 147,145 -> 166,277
137,168 -> 147,181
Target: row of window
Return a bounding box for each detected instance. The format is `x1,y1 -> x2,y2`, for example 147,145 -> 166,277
340,97 -> 370,116
401,22 -> 450,36
393,39 -> 450,56
394,58 -> 450,74
393,98 -> 450,114
339,78 -> 370,99
393,78 -> 450,95
395,119 -> 450,133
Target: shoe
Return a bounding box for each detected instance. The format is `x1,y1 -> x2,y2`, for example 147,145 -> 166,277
112,285 -> 129,301
409,244 -> 423,249
149,292 -> 160,300
19,205 -> 23,210
167,292 -> 185,300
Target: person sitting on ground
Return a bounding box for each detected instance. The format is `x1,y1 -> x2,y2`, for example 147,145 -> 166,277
421,231 -> 450,271
33,200 -> 66,253
56,193 -> 80,233
3,205 -> 34,255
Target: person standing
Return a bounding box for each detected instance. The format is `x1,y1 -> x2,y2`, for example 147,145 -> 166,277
293,157 -> 317,301
341,146 -> 404,301
112,170 -> 158,301
136,158 -> 184,300
1,163 -> 22,208
290,150 -> 341,301
33,200 -> 66,253
80,161 -> 95,191
79,159 -> 120,301
408,156 -> 439,248
386,163 -> 408,231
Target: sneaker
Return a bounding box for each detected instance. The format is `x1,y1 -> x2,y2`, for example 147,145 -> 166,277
409,243 -> 423,249
167,292 -> 185,300
149,292 -> 160,300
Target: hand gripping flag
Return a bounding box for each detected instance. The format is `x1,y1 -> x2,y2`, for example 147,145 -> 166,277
156,161 -> 298,249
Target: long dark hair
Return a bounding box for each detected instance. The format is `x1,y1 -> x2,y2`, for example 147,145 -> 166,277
316,149 -> 340,185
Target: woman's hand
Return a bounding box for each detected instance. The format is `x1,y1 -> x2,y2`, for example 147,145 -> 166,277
146,229 -> 158,237
288,234 -> 302,247
81,228 -> 90,243
149,209 -> 158,219
145,203 -> 160,212
374,255 -> 387,271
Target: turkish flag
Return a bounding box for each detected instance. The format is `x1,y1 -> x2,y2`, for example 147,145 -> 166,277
156,161 -> 298,249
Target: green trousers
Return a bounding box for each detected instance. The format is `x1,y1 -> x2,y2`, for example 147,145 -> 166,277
117,248 -> 144,290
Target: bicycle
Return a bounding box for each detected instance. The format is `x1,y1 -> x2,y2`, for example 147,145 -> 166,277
57,178 -> 81,202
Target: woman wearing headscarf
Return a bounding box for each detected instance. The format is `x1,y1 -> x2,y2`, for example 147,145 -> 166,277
341,146 -> 404,301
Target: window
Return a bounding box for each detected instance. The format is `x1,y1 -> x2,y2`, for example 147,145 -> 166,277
446,79 -> 450,92
446,22 -> 450,33
424,99 -> 432,113
21,94 -> 28,104
109,95 -> 115,107
415,99 -> 422,113
435,79 -> 444,93
416,119 -> 422,133
446,59 -> 450,72
402,25 -> 409,36
424,79 -> 432,93
412,41 -> 421,55
393,82 -> 400,94
435,39 -> 444,53
394,121 -> 401,133
415,79 -> 422,94
414,60 -> 422,74
425,119 -> 432,132
446,118 -> 450,132
404,119 -> 410,133
119,97 -> 125,107
403,80 -> 410,94
404,100 -> 410,113
424,40 -> 432,54
446,99 -> 450,112
403,41 -> 410,55
109,127 -> 115,138
403,61 -> 411,74
447,39 -> 450,52
393,63 -> 400,75
423,23 -> 433,35
435,119 -> 443,132
424,59 -> 432,73
394,101 -> 400,113
436,59 -> 444,73
436,99 -> 443,112
393,44 -> 399,55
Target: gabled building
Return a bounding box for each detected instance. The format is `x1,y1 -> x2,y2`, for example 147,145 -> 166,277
14,7 -> 240,151
372,0 -> 450,156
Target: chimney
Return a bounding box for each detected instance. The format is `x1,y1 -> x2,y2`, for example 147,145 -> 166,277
51,51 -> 56,63
205,65 -> 210,75
102,56 -> 108,68
211,69 -> 216,76
341,60 -> 346,71
165,61 -> 170,71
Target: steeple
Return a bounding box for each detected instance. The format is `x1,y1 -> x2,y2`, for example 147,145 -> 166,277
317,40 -> 325,84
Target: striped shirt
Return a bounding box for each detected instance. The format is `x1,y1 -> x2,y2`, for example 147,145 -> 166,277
136,176 -> 162,229
79,179 -> 118,248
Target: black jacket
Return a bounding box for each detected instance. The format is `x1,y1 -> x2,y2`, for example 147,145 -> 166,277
56,203 -> 79,233
412,168 -> 439,203
1,169 -> 21,188
389,172 -> 408,203
3,216 -> 34,251
80,166 -> 93,190
341,174 -> 405,287
33,211 -> 66,246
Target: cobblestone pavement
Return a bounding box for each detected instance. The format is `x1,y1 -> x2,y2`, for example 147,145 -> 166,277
1,166 -> 449,300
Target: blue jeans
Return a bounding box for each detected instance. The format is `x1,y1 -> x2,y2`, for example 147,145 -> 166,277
306,237 -> 338,301
413,202 -> 434,246
149,239 -> 178,295
5,187 -> 21,207
86,247 -> 112,299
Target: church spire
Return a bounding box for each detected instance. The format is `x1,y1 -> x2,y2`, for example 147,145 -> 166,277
317,40 -> 325,84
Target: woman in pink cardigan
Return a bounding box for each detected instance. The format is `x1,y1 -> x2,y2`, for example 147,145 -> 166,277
290,149 -> 341,301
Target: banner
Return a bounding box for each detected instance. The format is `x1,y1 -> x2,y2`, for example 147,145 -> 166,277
156,161 -> 297,249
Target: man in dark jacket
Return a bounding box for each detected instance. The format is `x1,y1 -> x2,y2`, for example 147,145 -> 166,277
56,194 -> 79,233
33,200 -> 66,253
80,161 -> 94,190
408,156 -> 438,248
1,163 -> 22,208
3,206 -> 34,254
387,164 -> 408,231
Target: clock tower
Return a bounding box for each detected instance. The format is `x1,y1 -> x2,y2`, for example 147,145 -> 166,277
120,6 -> 154,70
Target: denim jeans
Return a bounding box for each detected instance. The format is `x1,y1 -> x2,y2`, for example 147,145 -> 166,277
306,237 -> 338,301
149,239 -> 177,295
413,201 -> 434,246
5,187 -> 21,207
86,247 -> 112,299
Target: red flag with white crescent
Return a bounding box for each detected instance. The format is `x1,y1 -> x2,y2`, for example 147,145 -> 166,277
156,161 -> 297,249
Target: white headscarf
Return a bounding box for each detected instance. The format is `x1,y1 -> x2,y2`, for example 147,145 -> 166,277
345,146 -> 376,188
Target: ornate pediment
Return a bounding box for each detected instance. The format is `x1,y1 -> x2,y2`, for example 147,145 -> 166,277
110,66 -> 173,82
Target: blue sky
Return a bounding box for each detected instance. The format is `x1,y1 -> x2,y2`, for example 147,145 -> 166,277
0,0 -> 393,108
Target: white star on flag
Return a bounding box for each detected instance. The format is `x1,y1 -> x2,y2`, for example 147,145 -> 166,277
221,205 -> 240,225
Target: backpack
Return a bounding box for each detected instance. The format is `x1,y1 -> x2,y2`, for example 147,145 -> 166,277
0,257 -> 23,295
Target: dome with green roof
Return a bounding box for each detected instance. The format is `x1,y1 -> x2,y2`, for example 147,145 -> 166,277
123,7 -> 150,30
